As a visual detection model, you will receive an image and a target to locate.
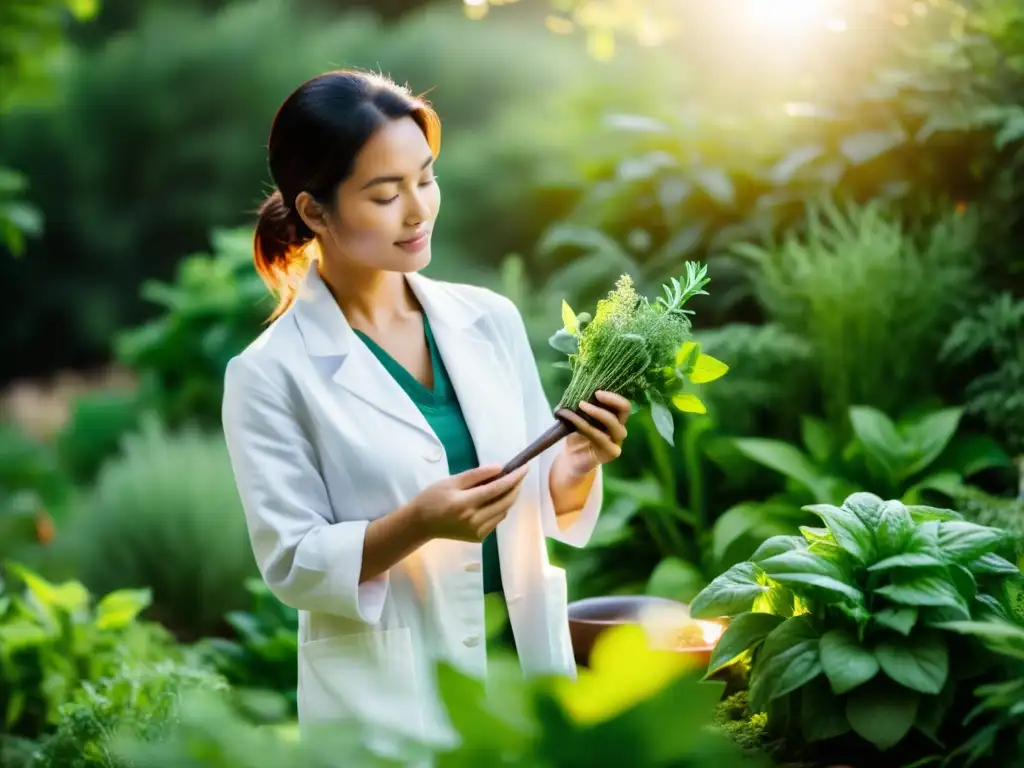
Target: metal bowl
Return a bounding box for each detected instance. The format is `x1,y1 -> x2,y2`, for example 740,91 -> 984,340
567,595 -> 719,668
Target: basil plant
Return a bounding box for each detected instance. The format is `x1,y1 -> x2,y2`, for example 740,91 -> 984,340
690,492 -> 1022,753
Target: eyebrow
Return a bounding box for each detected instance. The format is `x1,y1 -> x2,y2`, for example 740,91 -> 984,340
360,156 -> 435,190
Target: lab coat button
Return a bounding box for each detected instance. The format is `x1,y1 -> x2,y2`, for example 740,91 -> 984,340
463,562 -> 481,572
463,635 -> 482,648
424,445 -> 443,462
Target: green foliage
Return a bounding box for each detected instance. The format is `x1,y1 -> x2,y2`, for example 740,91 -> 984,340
552,264 -> 728,445
735,201 -> 982,432
197,580 -> 298,718
0,0 -> 593,378
953,486 -> 1024,559
931,618 -> 1024,765
33,659 -> 228,768
0,561 -> 172,739
941,293 -> 1024,457
55,389 -> 144,485
63,417 -> 258,641
0,0 -> 98,256
0,168 -> 41,257
691,491 -> 1022,756
694,323 -> 814,436
114,228 -> 270,428
0,422 -> 73,564
710,405 -> 1013,571
99,626 -> 760,768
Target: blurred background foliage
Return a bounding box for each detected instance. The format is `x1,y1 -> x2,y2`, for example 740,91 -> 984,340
4,0 -> 1024,765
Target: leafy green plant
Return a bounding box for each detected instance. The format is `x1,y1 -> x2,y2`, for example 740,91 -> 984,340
953,487 -> 1024,565
931,616 -> 1024,766
114,228 -> 272,428
0,561 -> 172,740
710,404 -> 1012,572
690,491 -> 1022,758
55,390 -> 144,486
64,416 -> 258,641
33,659 -> 228,768
198,580 -> 298,718
106,625 -> 762,768
941,293 -> 1024,487
734,201 -> 982,433
0,423 -> 73,565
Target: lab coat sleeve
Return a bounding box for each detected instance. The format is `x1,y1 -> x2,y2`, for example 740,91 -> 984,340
221,355 -> 388,623
501,296 -> 602,548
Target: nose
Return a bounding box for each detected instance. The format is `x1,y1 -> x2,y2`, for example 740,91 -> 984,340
405,187 -> 430,226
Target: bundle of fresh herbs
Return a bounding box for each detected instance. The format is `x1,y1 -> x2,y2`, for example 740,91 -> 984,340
499,262 -> 728,476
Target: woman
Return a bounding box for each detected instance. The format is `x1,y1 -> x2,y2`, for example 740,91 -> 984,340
221,70 -> 632,758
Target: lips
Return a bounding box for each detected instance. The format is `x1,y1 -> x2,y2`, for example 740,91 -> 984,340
396,230 -> 429,246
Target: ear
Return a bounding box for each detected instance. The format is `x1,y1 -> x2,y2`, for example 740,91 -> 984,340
294,191 -> 332,238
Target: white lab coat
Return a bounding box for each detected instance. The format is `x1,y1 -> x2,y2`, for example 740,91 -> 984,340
221,263 -> 601,756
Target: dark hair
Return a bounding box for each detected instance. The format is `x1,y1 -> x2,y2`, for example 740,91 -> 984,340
253,70 -> 442,322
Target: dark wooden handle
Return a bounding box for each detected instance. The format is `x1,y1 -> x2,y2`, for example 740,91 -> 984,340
497,417 -> 574,478
481,397 -> 606,485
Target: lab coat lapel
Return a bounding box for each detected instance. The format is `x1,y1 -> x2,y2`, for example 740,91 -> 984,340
406,273 -> 518,469
291,265 -> 435,441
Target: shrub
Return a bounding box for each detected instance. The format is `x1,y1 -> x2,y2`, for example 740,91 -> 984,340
198,579 -> 298,717
33,659 -> 228,768
0,562 -> 171,740
64,417 -> 257,641
691,491 -> 1022,762
733,201 -> 982,433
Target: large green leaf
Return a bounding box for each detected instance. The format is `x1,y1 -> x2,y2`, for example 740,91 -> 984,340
711,503 -> 806,566
845,679 -> 920,751
968,553 -> 1020,577
800,416 -> 834,465
799,676 -> 852,743
875,633 -> 949,695
648,398 -> 676,446
842,492 -> 886,528
689,562 -> 768,619
805,503 -> 876,565
749,616 -> 822,712
900,407 -> 962,478
936,521 -> 1007,562
819,629 -> 879,695
875,500 -> 914,557
874,607 -> 918,636
732,438 -> 826,494
706,611 -> 785,674
875,574 -> 968,615
849,406 -> 906,482
750,535 -> 807,562
868,553 -> 947,572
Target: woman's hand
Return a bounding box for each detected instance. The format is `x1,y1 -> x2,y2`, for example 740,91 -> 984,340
409,463 -> 529,543
556,390 -> 633,478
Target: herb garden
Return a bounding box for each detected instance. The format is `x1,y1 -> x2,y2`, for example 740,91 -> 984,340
4,0 -> 1024,767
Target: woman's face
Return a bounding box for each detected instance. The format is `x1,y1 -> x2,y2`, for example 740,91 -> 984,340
316,116 -> 441,274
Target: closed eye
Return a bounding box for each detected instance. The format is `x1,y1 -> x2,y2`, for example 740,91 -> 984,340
372,176 -> 438,206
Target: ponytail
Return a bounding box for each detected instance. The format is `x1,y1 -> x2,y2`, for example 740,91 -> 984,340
253,189 -> 314,323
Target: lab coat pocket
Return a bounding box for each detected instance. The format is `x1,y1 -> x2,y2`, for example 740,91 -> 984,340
542,566 -> 576,675
297,627 -> 427,742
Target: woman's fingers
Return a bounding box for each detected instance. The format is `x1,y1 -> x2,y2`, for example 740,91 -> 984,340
578,401 -> 627,442
464,464 -> 528,505
594,390 -> 632,423
558,408 -> 617,449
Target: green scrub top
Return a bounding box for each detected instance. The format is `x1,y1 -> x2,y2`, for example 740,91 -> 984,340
352,315 -> 504,596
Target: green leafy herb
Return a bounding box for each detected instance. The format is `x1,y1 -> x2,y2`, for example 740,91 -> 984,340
550,263 -> 728,445
691,492 -> 1021,752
